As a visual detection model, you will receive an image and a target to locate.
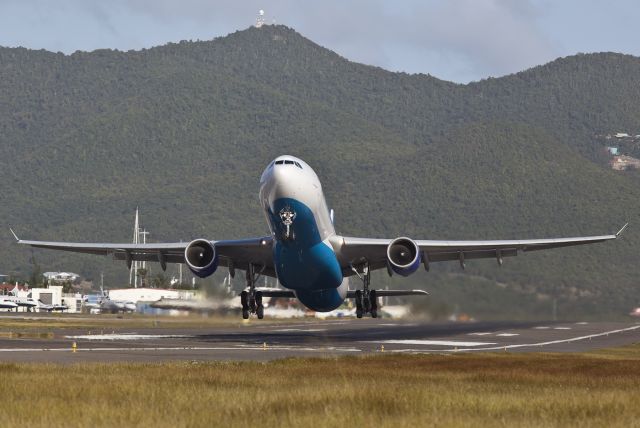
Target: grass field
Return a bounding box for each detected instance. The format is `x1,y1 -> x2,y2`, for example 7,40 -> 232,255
1,345 -> 639,428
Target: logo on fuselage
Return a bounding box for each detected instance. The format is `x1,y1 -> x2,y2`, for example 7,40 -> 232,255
279,205 -> 296,240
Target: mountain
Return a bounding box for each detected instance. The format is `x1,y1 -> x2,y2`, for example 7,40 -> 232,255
1,25 -> 639,319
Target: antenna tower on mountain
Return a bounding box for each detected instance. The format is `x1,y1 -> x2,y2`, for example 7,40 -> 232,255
255,10 -> 265,28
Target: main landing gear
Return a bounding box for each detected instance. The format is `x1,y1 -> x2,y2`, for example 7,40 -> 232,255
241,264 -> 265,320
351,263 -> 378,319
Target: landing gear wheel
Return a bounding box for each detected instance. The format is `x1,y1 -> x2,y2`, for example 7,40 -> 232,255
355,290 -> 363,318
241,291 -> 248,308
255,291 -> 264,319
369,290 -> 378,318
241,291 -> 250,319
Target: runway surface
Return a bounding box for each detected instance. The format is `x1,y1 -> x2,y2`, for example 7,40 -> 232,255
0,317 -> 637,363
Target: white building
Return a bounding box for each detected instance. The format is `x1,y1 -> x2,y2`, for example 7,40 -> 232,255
107,288 -> 197,304
30,285 -> 63,307
62,293 -> 83,313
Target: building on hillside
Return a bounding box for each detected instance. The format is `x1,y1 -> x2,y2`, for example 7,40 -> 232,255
611,155 -> 640,170
43,272 -> 80,283
607,146 -> 619,156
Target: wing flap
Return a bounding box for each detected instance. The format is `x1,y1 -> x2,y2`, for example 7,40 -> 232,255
347,289 -> 428,298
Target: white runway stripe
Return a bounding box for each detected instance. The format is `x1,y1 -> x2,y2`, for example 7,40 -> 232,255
388,324 -> 640,353
374,340 -> 497,347
496,333 -> 519,337
65,334 -> 191,340
0,345 -> 361,353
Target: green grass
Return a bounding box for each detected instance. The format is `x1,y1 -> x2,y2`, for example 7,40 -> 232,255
2,345 -> 640,427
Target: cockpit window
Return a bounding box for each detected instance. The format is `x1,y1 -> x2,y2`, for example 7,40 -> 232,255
274,160 -> 302,169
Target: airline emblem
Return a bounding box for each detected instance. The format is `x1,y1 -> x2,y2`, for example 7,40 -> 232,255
279,206 -> 296,239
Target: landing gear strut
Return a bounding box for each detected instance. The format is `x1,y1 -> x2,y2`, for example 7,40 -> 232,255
241,264 -> 265,319
351,263 -> 378,319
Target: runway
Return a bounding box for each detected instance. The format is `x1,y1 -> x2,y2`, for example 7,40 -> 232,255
0,318 -> 637,363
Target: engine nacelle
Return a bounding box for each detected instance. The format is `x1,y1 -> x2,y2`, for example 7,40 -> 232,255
386,237 -> 421,276
184,239 -> 219,278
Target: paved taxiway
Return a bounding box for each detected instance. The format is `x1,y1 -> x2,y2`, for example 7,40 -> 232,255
0,317 -> 637,363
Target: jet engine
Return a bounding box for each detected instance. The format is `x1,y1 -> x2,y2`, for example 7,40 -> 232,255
386,237 -> 421,276
184,239 -> 219,278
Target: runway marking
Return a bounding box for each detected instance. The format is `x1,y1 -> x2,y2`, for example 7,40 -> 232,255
534,326 -> 550,330
65,334 -> 191,340
0,345 -> 362,353
553,327 -> 571,330
373,340 -> 497,347
468,332 -> 492,336
496,333 -> 519,337
575,322 -> 589,325
387,324 -> 640,353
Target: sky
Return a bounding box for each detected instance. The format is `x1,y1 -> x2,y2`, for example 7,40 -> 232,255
1,0 -> 639,83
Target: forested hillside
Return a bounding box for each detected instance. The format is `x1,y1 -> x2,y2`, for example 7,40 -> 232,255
1,25 -> 638,318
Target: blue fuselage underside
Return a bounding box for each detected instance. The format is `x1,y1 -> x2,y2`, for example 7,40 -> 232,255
269,198 -> 344,311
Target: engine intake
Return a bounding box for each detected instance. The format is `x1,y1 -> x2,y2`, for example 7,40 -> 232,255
184,239 -> 218,278
386,237 -> 421,276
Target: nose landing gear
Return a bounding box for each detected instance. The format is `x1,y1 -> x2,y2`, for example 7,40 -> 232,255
241,264 -> 265,319
351,263 -> 379,318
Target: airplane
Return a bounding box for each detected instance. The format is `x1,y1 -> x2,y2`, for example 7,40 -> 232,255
0,298 -> 19,311
37,301 -> 69,312
84,292 -> 136,314
12,155 -> 627,319
2,296 -> 38,311
99,297 -> 136,314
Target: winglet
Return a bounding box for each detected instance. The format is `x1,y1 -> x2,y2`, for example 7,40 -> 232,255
9,228 -> 19,242
616,222 -> 629,237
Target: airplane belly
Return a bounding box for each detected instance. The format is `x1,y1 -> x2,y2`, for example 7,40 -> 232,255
274,240 -> 343,291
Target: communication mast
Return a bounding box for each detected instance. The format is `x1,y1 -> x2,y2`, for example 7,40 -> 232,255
129,208 -> 139,287
255,9 -> 265,28
128,208 -> 150,288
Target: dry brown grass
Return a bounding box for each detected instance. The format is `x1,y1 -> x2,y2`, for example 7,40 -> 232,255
1,345 -> 639,427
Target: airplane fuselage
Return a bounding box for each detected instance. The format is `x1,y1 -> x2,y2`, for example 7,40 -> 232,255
259,156 -> 347,311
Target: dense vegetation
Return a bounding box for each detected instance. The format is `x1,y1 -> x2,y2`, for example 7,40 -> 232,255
1,25 -> 639,318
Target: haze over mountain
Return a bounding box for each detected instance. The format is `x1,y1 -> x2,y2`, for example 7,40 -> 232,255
1,25 -> 639,318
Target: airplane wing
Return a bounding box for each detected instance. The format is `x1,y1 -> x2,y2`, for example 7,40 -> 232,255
12,230 -> 276,277
336,224 -> 628,274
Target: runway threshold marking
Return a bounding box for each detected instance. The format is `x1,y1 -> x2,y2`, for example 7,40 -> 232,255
384,324 -> 640,353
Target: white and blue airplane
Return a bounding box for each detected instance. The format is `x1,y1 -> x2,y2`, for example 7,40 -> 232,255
12,155 -> 627,319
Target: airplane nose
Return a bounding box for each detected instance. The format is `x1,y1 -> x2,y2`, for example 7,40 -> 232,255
271,165 -> 298,197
